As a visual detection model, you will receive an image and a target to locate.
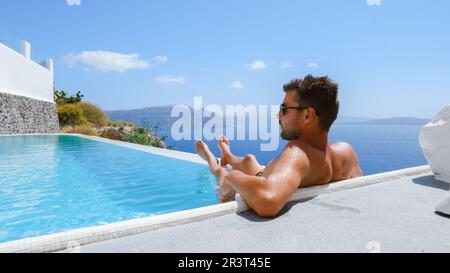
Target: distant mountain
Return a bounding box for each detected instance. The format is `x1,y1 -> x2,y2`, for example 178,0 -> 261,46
106,106 -> 431,130
342,117 -> 431,126
106,106 -> 174,130
335,116 -> 372,124
106,105 -> 227,132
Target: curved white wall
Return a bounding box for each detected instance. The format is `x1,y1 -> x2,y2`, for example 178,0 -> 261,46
0,42 -> 54,102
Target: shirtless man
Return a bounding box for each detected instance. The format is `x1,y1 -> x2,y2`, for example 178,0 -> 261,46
195,74 -> 363,218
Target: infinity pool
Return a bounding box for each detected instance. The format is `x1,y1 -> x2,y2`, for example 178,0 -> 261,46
0,135 -> 218,243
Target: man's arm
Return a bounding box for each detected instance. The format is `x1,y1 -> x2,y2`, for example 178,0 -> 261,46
224,146 -> 310,218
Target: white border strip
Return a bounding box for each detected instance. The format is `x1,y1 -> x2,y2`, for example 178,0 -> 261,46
0,134 -> 432,253
74,134 -> 210,165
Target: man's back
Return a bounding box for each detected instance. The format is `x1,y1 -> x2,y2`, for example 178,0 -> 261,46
329,142 -> 363,181
262,141 -> 363,188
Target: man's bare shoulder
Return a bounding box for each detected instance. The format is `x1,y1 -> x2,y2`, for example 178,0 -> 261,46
329,142 -> 363,179
279,141 -> 311,174
330,142 -> 357,155
264,141 -> 311,189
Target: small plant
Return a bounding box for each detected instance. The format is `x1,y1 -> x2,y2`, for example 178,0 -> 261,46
127,127 -> 151,145
54,90 -> 84,104
140,119 -> 169,147
166,144 -> 176,150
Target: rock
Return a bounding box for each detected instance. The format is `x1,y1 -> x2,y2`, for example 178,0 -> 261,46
419,105 -> 450,183
435,194 -> 450,215
98,126 -> 129,141
419,105 -> 450,216
147,133 -> 166,149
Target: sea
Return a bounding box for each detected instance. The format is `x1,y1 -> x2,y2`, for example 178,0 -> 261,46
158,124 -> 428,176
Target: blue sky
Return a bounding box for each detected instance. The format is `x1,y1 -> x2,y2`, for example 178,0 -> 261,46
1,0 -> 449,118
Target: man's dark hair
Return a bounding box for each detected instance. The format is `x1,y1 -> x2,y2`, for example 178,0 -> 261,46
283,74 -> 339,132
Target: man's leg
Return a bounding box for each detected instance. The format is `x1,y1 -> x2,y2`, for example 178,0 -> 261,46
218,136 -> 264,176
195,140 -> 236,202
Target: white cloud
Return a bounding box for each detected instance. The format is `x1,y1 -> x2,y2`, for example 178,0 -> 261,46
154,75 -> 186,84
66,0 -> 81,6
62,51 -> 166,72
308,62 -> 319,69
246,60 -> 266,70
280,61 -> 294,69
367,0 -> 381,6
149,56 -> 168,67
231,81 -> 244,89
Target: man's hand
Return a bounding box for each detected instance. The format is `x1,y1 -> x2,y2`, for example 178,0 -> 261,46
219,180 -> 236,203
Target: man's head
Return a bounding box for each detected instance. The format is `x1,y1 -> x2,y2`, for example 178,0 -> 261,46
279,74 -> 339,140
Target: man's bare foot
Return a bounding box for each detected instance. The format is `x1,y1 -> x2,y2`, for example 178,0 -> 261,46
218,135 -> 232,167
195,140 -> 219,174
196,140 -> 236,202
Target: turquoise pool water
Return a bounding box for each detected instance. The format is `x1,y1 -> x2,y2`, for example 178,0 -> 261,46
0,135 -> 218,243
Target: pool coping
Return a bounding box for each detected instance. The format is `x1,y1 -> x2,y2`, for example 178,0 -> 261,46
0,134 -> 432,253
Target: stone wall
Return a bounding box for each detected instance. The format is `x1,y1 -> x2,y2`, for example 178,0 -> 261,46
0,92 -> 59,134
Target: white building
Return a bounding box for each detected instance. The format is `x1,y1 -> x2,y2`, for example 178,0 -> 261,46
0,40 -> 59,134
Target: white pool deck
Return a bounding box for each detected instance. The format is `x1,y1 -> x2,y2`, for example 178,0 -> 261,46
1,134 -> 449,253
62,168 -> 450,253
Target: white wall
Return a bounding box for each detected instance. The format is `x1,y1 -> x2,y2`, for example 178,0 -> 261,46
0,41 -> 54,102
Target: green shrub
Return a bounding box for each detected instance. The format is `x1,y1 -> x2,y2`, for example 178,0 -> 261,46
107,120 -> 136,127
73,124 -> 98,136
127,127 -> 151,145
77,102 -> 109,127
57,104 -> 87,127
125,127 -> 166,148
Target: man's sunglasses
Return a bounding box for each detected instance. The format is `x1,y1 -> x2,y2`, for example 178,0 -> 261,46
279,104 -> 319,116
